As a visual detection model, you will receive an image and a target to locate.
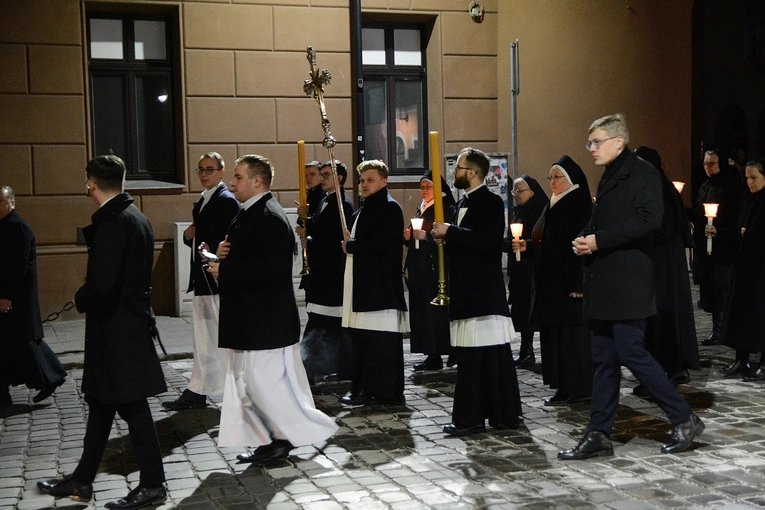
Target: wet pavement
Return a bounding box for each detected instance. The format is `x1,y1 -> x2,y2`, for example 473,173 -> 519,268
3,287 -> 765,509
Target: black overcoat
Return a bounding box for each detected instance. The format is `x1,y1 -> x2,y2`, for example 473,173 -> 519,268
724,190 -> 765,352
444,186 -> 509,321
185,184 -> 240,295
0,209 -> 43,345
218,193 -> 301,350
304,190 -> 354,307
345,187 -> 407,313
75,194 -> 167,404
582,149 -> 663,321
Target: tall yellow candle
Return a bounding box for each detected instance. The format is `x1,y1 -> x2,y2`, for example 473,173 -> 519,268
429,131 -> 444,223
297,140 -> 306,209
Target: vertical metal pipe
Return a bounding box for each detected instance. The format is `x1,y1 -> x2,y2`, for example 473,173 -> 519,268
349,0 -> 364,208
510,40 -> 520,183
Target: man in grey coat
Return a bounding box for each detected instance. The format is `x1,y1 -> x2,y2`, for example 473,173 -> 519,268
559,114 -> 703,460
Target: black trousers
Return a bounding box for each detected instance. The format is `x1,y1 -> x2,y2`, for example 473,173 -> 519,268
587,319 -> 692,435
72,395 -> 165,487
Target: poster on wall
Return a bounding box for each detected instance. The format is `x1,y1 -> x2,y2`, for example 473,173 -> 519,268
445,152 -> 510,225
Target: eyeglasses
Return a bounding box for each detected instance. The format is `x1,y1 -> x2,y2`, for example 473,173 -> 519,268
455,165 -> 472,172
320,172 -> 333,179
511,188 -> 530,195
197,167 -> 222,175
703,161 -> 719,168
585,136 -> 618,150
547,175 -> 566,182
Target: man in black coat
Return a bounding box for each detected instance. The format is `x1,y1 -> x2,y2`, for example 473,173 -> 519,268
206,155 -> 337,464
432,147 -> 522,435
38,155 -> 167,509
692,149 -> 745,350
163,152 -> 239,411
0,186 -> 66,409
340,160 -> 408,407
560,114 -> 703,460
298,161 -> 355,383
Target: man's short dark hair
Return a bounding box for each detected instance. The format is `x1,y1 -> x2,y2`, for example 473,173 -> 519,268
322,160 -> 347,185
86,155 -> 126,193
236,154 -> 274,186
1,186 -> 14,201
199,152 -> 224,169
459,147 -> 490,180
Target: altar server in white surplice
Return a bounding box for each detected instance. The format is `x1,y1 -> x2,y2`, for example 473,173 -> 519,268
164,152 -> 239,411
206,154 -> 337,464
432,147 -> 522,436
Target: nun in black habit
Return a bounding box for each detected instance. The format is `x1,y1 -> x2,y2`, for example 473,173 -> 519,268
522,155 -> 593,405
634,146 -> 699,393
503,175 -> 548,368
405,170 -> 456,371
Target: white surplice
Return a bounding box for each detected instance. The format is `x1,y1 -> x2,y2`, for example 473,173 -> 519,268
187,294 -> 227,395
217,344 -> 338,448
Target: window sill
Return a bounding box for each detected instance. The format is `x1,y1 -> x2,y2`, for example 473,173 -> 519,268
125,180 -> 185,195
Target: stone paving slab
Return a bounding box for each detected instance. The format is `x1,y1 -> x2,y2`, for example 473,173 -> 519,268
6,286 -> 765,508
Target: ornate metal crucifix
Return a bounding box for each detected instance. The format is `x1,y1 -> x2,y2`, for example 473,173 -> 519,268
303,46 -> 348,239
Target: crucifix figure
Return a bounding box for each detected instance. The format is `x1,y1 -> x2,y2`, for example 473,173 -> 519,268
303,46 -> 347,238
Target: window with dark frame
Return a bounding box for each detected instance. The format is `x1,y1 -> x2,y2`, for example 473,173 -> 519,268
87,13 -> 178,182
362,24 -> 428,175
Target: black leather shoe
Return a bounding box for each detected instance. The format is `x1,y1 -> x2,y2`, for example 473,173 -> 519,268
33,378 -> 65,403
340,391 -> 383,407
632,383 -> 650,398
162,389 -> 207,411
719,359 -> 751,377
514,353 -> 535,369
445,355 -> 458,368
104,486 -> 167,509
37,477 -> 93,501
661,413 -> 705,454
237,440 -> 293,464
443,423 -> 486,436
669,370 -> 691,386
544,390 -> 571,406
701,332 -> 720,346
413,355 -> 443,372
743,367 -> 765,382
558,431 -> 614,460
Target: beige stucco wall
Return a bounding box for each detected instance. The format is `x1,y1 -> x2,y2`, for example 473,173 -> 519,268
497,0 -> 693,200
0,0 -> 693,318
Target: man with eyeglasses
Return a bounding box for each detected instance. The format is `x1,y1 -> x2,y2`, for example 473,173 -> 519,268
560,114 -> 704,460
163,152 -> 240,411
298,161 -> 355,384
432,147 -> 522,435
691,149 -> 745,352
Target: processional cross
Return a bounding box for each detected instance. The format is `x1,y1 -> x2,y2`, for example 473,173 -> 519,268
303,46 -> 348,238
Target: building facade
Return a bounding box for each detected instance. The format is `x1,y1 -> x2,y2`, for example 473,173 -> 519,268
0,0 -> 693,317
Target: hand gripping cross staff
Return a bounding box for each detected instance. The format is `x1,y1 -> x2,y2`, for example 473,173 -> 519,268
303,46 -> 349,240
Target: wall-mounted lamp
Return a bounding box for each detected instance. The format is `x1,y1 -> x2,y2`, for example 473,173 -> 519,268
469,0 -> 484,23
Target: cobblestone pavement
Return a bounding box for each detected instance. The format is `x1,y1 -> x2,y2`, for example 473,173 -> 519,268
3,292 -> 765,509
